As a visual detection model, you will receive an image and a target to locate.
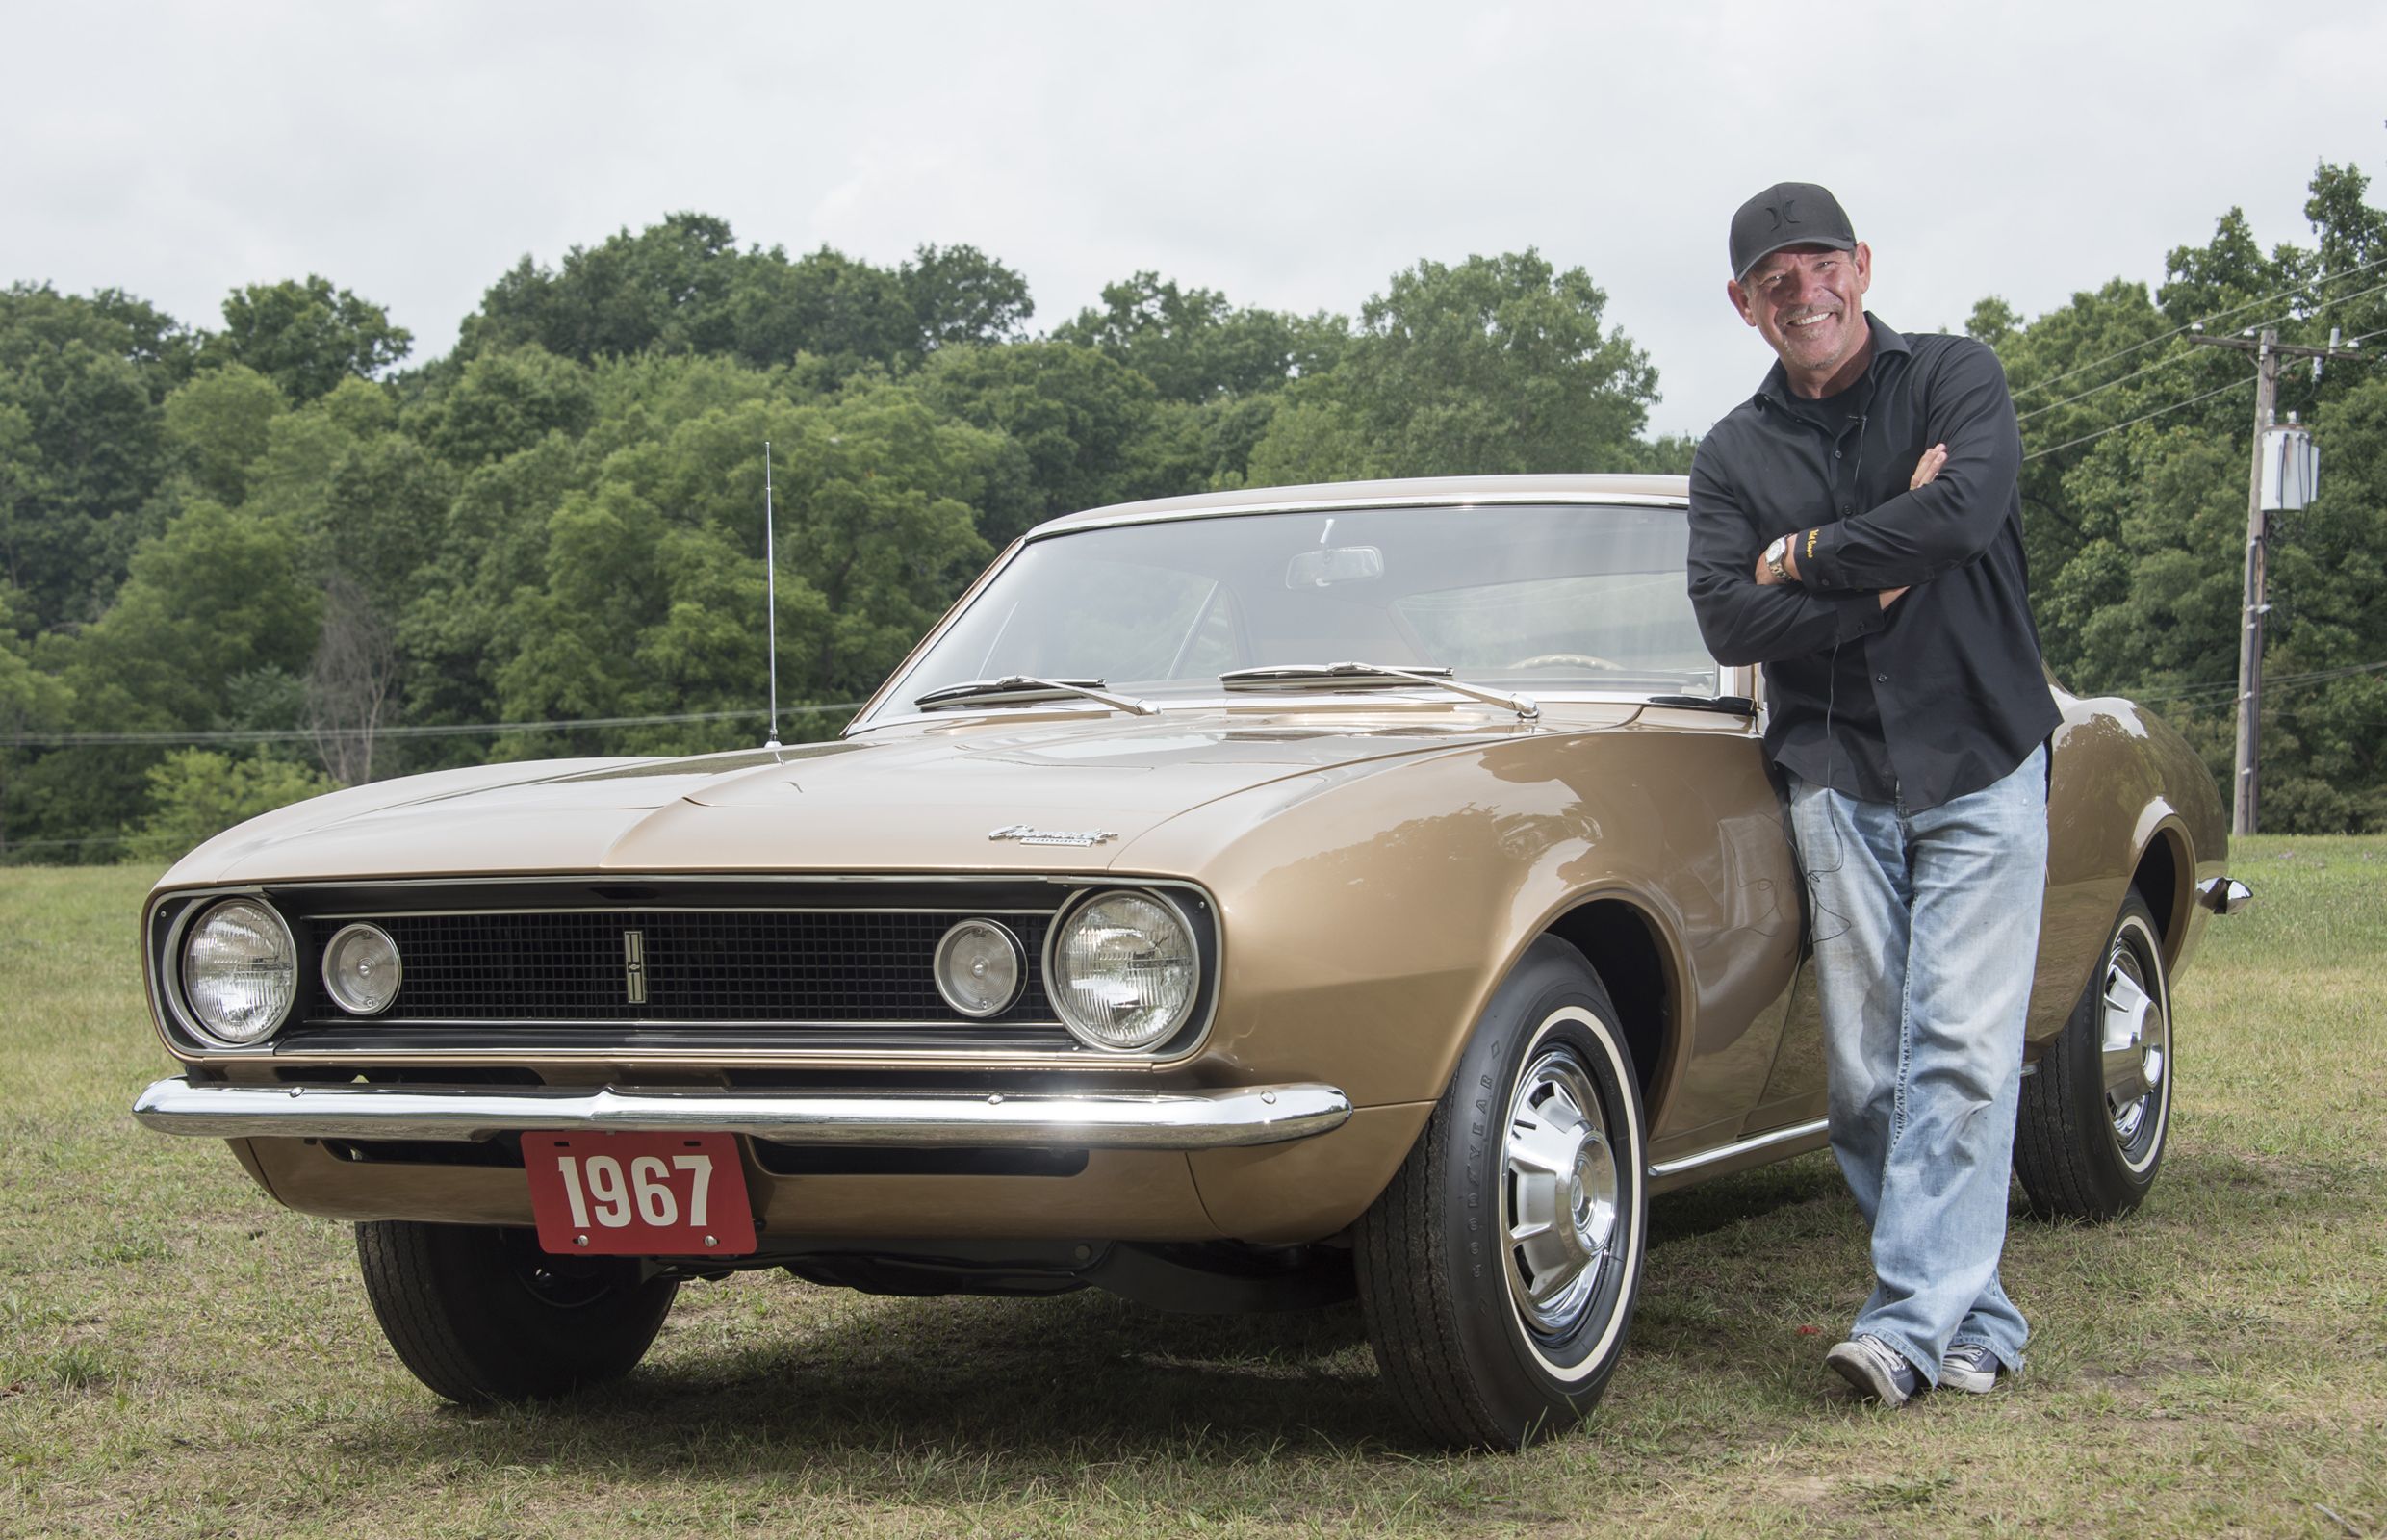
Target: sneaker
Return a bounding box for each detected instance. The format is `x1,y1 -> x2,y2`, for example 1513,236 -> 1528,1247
1939,1343 -> 2007,1395
1826,1334 -> 1924,1406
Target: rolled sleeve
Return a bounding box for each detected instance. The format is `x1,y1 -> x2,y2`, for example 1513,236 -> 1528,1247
1800,340 -> 2023,592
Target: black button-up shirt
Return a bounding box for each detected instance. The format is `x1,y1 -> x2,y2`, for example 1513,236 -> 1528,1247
1687,315 -> 2058,810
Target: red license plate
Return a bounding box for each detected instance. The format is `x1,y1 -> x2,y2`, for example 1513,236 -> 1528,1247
523,1132 -> 757,1257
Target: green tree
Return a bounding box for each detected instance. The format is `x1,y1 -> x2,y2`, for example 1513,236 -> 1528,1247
1975,278 -> 2181,581
902,244 -> 1035,349
919,341 -> 1168,542
1349,250 -> 1656,475
1243,396 -> 1385,486
0,583 -> 66,727
1132,393 -> 1292,494
125,749 -> 335,865
462,216 -> 988,379
0,284 -> 184,627
732,247 -> 919,373
206,275 -> 412,402
13,497 -> 321,860
490,386 -> 1000,756
68,498 -> 323,732
396,432 -> 596,759
412,345 -> 596,468
1246,251 -> 1657,480
1053,272 -> 1346,401
240,375 -> 402,529
1981,161 -> 2387,832
0,581 -> 75,861
163,363 -> 286,503
470,212 -> 745,362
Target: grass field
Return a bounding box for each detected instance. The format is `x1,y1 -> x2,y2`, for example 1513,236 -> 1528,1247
3,840 -> 2382,1537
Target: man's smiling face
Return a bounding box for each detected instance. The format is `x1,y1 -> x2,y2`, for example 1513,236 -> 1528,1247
1728,243 -> 1874,394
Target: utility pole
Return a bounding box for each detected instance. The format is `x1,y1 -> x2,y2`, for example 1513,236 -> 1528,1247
2187,326 -> 2365,834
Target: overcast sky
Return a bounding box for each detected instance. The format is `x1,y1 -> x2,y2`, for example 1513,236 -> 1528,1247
6,0 -> 2382,438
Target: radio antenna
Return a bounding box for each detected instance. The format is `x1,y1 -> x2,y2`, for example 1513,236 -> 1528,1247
762,441 -> 781,749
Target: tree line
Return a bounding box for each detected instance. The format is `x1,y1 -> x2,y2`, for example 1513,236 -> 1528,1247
3,165 -> 2383,861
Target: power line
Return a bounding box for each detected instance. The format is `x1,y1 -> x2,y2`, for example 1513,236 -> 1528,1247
2269,709 -> 2387,731
2116,659 -> 2387,706
2246,273 -> 2387,332
2145,661 -> 2384,703
0,701 -> 863,750
2015,344 -> 2197,424
2022,376 -> 2254,462
2008,252 -> 2387,404
2013,274 -> 2387,428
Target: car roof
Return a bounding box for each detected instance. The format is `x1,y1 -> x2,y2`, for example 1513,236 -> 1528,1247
1029,473 -> 1694,538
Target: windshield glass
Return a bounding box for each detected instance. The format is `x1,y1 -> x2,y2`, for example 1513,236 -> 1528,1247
869,502 -> 1719,718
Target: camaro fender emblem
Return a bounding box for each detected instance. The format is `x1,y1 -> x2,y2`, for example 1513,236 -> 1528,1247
988,824 -> 1119,848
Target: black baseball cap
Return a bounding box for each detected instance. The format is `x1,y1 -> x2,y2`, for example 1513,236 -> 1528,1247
1730,182 -> 1857,283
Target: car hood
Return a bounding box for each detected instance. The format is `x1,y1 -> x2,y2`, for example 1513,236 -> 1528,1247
166,707 -> 1590,885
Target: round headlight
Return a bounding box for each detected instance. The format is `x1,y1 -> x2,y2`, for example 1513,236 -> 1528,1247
1047,890 -> 1199,1052
321,922 -> 403,1016
933,918 -> 1024,1018
180,899 -> 297,1046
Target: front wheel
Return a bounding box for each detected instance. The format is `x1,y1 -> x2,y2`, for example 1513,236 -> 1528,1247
356,1220 -> 680,1403
1355,937 -> 1649,1449
2015,891 -> 2173,1220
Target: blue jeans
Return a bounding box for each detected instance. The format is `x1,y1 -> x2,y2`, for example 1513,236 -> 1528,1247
1785,745 -> 2047,1381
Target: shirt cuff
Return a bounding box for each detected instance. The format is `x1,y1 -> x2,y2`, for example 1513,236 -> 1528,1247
1801,523 -> 1839,591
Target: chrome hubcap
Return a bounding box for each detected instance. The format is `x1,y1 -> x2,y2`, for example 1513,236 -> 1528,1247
1503,1049 -> 1619,1333
2099,931 -> 2168,1150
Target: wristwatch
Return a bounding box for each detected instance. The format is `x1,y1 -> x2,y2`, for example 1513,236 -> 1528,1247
1763,534 -> 1791,582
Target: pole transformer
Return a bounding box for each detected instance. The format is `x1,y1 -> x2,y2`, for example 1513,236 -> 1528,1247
2187,327 -> 2364,834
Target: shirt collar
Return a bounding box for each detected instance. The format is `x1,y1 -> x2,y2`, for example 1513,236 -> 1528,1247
1752,313 -> 1910,414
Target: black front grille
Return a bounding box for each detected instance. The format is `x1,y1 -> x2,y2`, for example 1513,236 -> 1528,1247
146,877 -> 1219,1060
299,909 -> 1057,1026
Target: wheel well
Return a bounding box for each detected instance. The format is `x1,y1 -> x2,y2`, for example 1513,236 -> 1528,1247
2130,831 -> 2181,955
1544,899 -> 1670,1111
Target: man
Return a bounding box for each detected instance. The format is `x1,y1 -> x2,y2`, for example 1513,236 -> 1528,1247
1684,182 -> 2059,1406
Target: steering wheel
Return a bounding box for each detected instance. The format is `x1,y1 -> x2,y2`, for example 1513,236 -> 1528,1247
1507,652 -> 1625,672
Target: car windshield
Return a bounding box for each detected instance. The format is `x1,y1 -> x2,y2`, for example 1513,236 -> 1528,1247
870,502 -> 1719,718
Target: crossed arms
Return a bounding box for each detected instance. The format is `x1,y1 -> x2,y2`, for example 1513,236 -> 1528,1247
1684,341 -> 2022,668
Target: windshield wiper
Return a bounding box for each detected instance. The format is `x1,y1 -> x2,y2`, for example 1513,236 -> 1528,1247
912,675 -> 1159,716
1219,662 -> 1538,722
1645,693 -> 1755,716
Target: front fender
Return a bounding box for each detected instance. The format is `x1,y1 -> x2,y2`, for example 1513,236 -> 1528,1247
1118,718 -> 1802,1146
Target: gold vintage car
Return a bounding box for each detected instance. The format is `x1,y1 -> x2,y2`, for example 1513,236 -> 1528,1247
133,475 -> 2246,1448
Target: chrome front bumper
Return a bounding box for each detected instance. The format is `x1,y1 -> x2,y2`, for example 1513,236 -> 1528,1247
131,1077 -> 1352,1150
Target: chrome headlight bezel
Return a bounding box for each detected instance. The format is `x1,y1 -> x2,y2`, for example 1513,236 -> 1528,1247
1042,886 -> 1204,1054
173,896 -> 299,1049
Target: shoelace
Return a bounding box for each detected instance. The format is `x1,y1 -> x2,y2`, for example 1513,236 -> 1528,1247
1858,1336 -> 1914,1377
